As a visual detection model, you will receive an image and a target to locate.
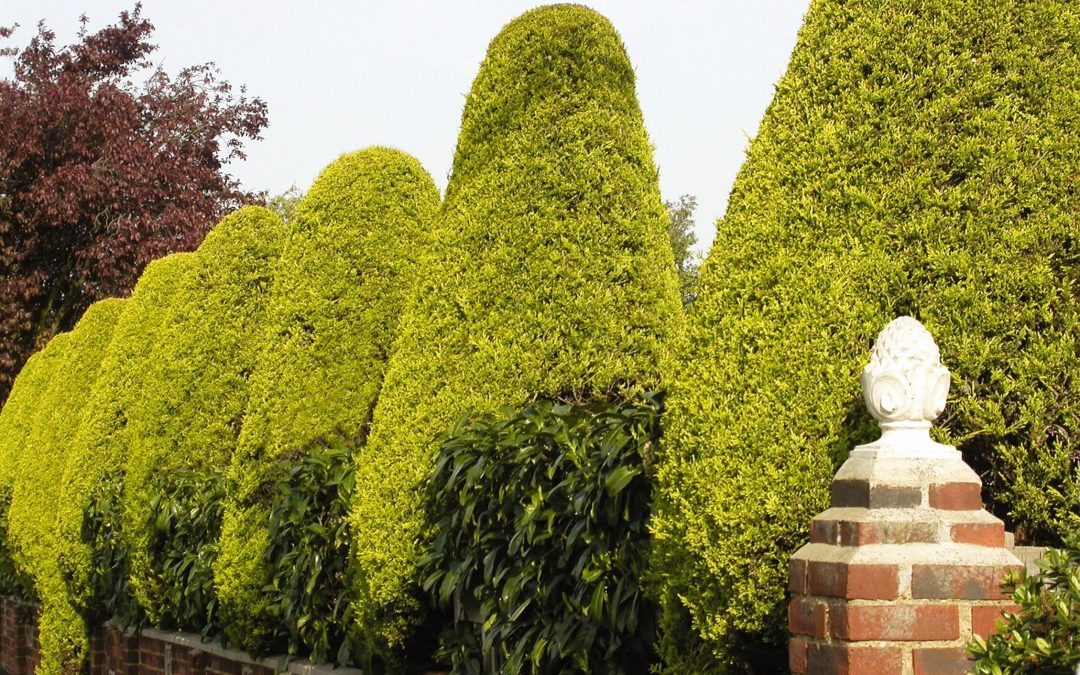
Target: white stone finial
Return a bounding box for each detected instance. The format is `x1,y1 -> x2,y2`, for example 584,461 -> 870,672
855,316 -> 956,457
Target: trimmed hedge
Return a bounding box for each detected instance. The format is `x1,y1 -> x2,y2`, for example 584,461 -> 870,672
120,206 -> 285,628
216,148 -> 438,653
57,253 -> 199,631
6,298 -> 126,674
351,4 -> 682,659
651,0 -> 1080,668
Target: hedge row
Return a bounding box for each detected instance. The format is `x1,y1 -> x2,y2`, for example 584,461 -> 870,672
651,0 -> 1080,667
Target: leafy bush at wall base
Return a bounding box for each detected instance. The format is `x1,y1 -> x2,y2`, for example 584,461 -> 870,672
651,0 -> 1080,668
352,4 -> 682,657
81,472 -> 141,630
140,467 -> 227,637
6,298 -> 126,675
969,537 -> 1080,674
0,487 -> 34,602
121,206 -> 285,625
217,148 -> 439,655
421,394 -> 662,675
262,437 -> 361,666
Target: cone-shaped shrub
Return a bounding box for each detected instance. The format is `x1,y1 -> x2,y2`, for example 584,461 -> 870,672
120,206 -> 285,628
55,253 -> 198,627
215,148 -> 439,654
651,0 -> 1080,667
7,298 -> 125,675
350,4 -> 683,657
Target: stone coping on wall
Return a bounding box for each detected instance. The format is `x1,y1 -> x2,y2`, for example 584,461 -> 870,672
131,626 -> 364,675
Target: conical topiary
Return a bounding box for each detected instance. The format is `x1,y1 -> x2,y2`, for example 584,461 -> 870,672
349,3 -> 683,657
55,253 -> 198,629
215,148 -> 439,653
6,298 -> 126,675
120,206 -> 285,628
651,0 -> 1080,668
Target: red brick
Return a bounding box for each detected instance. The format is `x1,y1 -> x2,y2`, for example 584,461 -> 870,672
971,603 -> 1021,638
808,561 -> 898,600
912,648 -> 974,675
912,564 -> 1017,600
951,522 -> 1004,547
832,604 -> 959,641
811,518 -> 839,545
833,480 -> 922,508
807,643 -> 904,675
929,482 -> 982,510
789,597 -> 828,638
790,557 -> 808,594
789,637 -> 809,674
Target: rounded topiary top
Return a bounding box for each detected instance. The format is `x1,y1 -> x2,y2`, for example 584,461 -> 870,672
215,148 -> 439,653
120,206 -> 286,622
651,0 -> 1080,666
56,253 -> 198,613
351,3 -> 682,655
7,298 -> 125,675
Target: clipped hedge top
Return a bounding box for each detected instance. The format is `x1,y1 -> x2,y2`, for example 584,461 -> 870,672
652,0 -> 1080,666
235,147 -> 440,490
7,297 -> 125,675
351,3 -> 683,655
120,206 -> 286,621
215,147 -> 438,653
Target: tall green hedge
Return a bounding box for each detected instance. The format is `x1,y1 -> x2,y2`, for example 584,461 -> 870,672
7,298 -> 125,675
56,253 -> 198,626
651,0 -> 1080,668
350,4 -> 683,659
120,206 -> 285,627
215,148 -> 439,653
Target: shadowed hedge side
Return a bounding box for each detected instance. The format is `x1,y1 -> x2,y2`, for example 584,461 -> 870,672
120,206 -> 286,629
7,298 -> 126,675
651,0 -> 1080,669
216,148 -> 439,654
350,4 -> 682,660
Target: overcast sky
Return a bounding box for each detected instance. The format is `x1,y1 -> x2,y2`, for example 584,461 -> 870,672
0,0 -> 810,253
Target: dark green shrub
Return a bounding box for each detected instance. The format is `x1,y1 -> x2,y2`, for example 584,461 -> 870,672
263,438 -> 360,665
121,206 -> 285,625
969,537 -> 1080,673
421,394 -> 661,674
217,148 -> 438,653
352,4 -> 682,656
6,298 -> 126,674
81,472 -> 139,629
651,0 -> 1080,668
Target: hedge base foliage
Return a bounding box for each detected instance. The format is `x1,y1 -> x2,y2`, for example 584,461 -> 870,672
421,395 -> 662,675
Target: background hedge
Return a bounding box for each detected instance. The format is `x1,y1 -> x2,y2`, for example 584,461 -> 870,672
216,148 -> 439,653
119,206 -> 285,628
350,3 -> 683,660
651,0 -> 1080,669
6,298 -> 125,674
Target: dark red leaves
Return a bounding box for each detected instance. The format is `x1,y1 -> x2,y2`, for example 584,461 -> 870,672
0,4 -> 268,402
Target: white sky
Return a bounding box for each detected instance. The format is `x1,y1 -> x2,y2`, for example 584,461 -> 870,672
0,1 -> 809,253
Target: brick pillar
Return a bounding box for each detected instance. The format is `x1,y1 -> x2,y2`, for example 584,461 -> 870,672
789,317 -> 1023,675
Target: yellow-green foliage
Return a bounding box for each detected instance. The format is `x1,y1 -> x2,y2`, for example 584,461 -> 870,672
7,298 -> 125,675
215,148 -> 439,652
55,254 -> 198,619
0,347 -> 68,489
651,0 -> 1080,668
121,207 -> 285,625
350,4 -> 683,656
